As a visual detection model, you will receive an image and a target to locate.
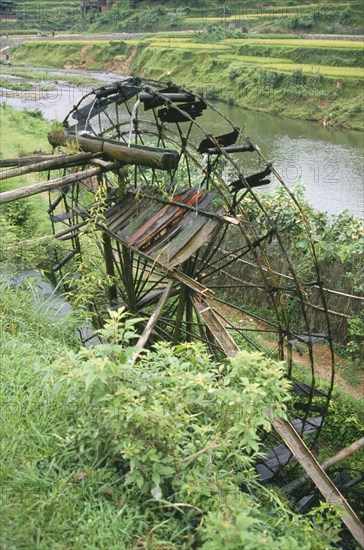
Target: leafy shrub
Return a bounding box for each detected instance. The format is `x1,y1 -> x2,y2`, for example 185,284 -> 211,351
289,16 -> 314,30
2,200 -> 31,227
347,314 -> 364,367
260,69 -> 284,89
0,280 -> 344,547
339,8 -> 353,25
41,307 -> 341,547
291,68 -> 307,86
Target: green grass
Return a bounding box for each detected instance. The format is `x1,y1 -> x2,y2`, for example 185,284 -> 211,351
0,104 -> 51,159
0,283 -> 126,549
7,34 -> 364,127
2,0 -> 363,34
146,41 -> 231,50
11,40 -> 128,70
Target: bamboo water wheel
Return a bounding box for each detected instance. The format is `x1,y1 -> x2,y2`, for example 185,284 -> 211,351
44,77 -> 338,480
2,78 -> 363,543
1,76 -> 335,474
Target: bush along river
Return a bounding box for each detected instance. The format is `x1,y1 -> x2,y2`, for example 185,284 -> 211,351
1,67 -> 363,217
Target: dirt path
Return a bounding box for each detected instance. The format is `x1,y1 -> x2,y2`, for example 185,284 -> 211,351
214,300 -> 363,400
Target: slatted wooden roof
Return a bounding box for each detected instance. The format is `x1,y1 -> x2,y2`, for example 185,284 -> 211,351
103,187 -> 225,269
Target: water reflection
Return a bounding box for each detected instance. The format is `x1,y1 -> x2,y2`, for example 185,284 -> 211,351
204,103 -> 363,217
1,74 -> 363,217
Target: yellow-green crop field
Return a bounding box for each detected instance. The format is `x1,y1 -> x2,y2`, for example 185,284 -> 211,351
222,54 -> 292,65
21,39 -> 111,45
142,35 -> 364,79
185,14 -> 287,23
267,63 -> 364,78
223,38 -> 364,49
146,41 -> 231,50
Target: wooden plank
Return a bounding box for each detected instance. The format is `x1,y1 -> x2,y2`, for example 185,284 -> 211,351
126,188 -> 200,247
117,202 -> 162,238
192,297 -> 239,357
169,219 -> 220,268
154,215 -> 207,264
131,280 -> 174,364
129,189 -> 236,225
256,418 -> 324,481
107,201 -> 140,230
283,437 -> 364,494
270,413 -> 364,548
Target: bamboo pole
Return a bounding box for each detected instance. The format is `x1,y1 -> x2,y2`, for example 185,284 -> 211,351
0,152 -> 94,181
219,253 -> 364,302
0,162 -> 118,204
0,155 -> 54,168
282,437 -> 364,494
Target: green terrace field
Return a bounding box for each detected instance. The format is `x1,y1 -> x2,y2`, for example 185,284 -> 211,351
142,35 -> 364,78
11,40 -> 127,70
131,35 -> 364,129
8,32 -> 364,128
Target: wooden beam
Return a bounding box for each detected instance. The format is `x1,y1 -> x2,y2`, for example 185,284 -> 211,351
190,293 -> 364,544
0,155 -> 55,168
132,280 -> 174,364
0,162 -> 118,204
192,297 -> 239,357
271,413 -> 364,547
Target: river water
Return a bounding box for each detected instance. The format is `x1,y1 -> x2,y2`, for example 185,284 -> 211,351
1,69 -> 363,217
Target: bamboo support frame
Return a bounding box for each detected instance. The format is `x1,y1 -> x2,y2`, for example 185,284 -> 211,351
0,152 -> 94,181
283,437 -> 364,495
0,163 -> 118,204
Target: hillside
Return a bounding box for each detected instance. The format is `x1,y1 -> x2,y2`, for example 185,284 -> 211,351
10,35 -> 364,129
1,0 -> 363,35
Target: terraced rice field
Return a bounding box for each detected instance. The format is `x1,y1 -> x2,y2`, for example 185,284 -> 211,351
142,36 -> 364,79
223,38 -> 364,49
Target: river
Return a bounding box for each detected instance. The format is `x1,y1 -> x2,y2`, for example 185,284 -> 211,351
1,68 -> 363,217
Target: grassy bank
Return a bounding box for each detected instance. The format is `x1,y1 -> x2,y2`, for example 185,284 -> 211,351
0,272 -> 362,548
10,35 -> 363,129
0,105 -> 56,259
132,36 -> 364,129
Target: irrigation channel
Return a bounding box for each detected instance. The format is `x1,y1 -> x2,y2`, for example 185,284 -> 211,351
1,66 -> 363,218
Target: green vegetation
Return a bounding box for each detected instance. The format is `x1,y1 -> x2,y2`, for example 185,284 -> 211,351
0,103 -> 50,158
11,40 -> 128,70
1,104 -> 363,547
84,0 -> 364,35
0,105 -> 62,269
239,184 -> 364,353
131,37 -> 364,129
0,278 -> 346,548
1,0 -> 363,35
9,33 -> 363,128
1,0 -> 80,33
